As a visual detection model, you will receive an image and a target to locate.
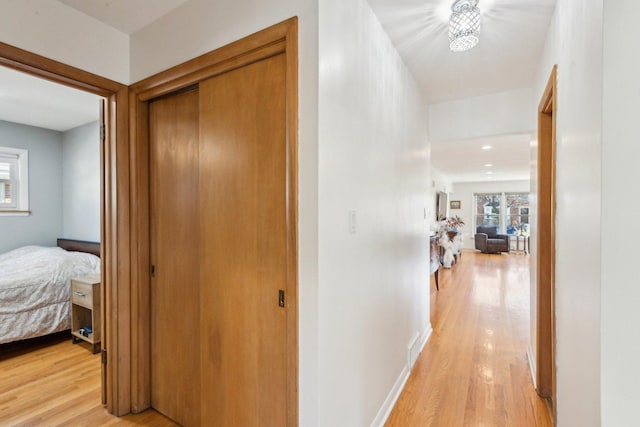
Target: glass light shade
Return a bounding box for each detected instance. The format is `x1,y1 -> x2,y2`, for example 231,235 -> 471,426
449,0 -> 481,52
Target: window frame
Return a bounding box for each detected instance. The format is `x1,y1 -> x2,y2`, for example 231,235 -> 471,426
505,192 -> 530,235
0,146 -> 29,216
473,192 -> 502,230
473,191 -> 530,235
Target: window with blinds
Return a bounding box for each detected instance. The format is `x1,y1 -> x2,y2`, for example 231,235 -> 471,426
0,147 -> 29,215
0,157 -> 18,208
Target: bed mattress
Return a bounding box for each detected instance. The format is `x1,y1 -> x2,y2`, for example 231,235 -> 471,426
0,246 -> 100,344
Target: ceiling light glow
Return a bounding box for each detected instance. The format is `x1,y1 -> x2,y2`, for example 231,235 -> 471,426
436,2 -> 451,22
482,145 -> 492,150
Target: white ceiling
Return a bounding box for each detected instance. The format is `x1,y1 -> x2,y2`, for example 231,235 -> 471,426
2,0 -> 553,182
0,0 -> 190,132
366,0 -> 555,184
59,0 -> 191,34
0,65 -> 100,132
367,0 -> 556,103
431,134 -> 532,183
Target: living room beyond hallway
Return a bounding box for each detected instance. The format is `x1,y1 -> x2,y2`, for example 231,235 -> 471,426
386,250 -> 551,426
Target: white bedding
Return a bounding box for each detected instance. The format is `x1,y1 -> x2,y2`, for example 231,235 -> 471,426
0,245 -> 101,344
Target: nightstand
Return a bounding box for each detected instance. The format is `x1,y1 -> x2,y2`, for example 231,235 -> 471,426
70,274 -> 101,354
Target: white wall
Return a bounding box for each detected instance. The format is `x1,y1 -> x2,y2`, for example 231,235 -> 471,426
601,1 -> 640,425
531,1 -> 603,425
130,1 -> 321,424
431,166 -> 452,195
130,0 -> 315,83
0,121 -> 62,254
0,0 -> 129,83
449,180 -> 530,249
319,0 -> 430,425
428,88 -> 536,142
62,121 -> 100,242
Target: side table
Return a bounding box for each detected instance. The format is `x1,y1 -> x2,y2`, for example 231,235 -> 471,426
70,274 -> 101,353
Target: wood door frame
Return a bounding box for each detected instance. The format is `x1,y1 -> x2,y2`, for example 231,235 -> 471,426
537,65 -> 557,421
0,42 -> 131,415
128,18 -> 299,424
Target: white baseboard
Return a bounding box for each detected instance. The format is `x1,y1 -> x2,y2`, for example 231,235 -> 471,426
419,326 -> 433,354
369,365 -> 410,427
527,344 -> 537,389
370,325 -> 433,427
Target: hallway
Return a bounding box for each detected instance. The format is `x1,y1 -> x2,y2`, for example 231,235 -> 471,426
386,251 -> 552,426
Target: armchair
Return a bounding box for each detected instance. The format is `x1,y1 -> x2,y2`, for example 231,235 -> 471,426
475,226 -> 509,254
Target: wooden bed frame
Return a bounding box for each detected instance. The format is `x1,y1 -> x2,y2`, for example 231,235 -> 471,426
57,238 -> 101,257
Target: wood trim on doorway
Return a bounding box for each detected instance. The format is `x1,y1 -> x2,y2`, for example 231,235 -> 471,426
128,18 -> 299,424
537,64 -> 557,422
0,42 -> 130,415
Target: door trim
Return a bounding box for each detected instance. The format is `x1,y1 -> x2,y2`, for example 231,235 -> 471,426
128,18 -> 299,424
537,64 -> 557,422
0,42 -> 130,415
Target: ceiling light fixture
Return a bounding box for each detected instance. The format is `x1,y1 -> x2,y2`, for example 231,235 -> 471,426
449,0 -> 481,52
485,163 -> 493,167
482,145 -> 492,150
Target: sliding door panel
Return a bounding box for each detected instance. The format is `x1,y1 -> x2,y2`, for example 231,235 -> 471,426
150,88 -> 200,427
199,54 -> 288,426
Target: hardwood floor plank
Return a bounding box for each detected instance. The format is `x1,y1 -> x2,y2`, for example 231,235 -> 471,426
0,334 -> 176,426
386,251 -> 552,427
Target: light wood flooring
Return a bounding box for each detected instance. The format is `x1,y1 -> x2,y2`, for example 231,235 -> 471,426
386,250 -> 552,426
0,333 -> 176,426
1,251 -> 551,426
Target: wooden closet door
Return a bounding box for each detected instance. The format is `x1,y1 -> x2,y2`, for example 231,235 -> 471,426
149,88 -> 201,427
199,53 -> 288,425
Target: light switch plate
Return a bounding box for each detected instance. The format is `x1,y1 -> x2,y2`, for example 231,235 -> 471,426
348,210 -> 357,234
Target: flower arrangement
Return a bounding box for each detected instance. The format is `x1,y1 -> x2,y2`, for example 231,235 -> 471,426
441,215 -> 465,231
434,216 -> 465,269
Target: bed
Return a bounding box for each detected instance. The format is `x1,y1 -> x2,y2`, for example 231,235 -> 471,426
0,239 -> 101,345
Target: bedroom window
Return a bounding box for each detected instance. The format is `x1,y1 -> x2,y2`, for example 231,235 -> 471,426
0,147 -> 29,216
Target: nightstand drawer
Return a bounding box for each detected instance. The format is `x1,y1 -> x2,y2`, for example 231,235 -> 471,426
71,281 -> 96,308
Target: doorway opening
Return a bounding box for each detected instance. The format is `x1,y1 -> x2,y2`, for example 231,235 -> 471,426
536,65 -> 557,421
0,41 -> 127,415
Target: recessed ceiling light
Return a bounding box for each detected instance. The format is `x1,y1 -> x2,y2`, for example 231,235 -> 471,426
485,163 -> 493,167
482,145 -> 492,150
